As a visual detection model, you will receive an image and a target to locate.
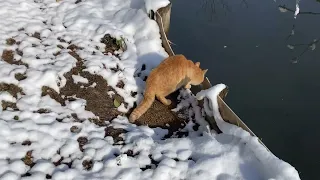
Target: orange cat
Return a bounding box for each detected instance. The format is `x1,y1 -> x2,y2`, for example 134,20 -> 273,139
129,54 -> 208,122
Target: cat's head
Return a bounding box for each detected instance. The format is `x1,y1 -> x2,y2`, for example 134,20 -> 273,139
191,62 -> 208,85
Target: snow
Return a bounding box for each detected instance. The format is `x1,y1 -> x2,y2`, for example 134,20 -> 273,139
107,91 -> 115,98
196,84 -> 301,180
294,0 -> 301,19
294,3 -> 300,18
145,0 -> 170,13
0,0 -> 300,179
72,74 -> 88,84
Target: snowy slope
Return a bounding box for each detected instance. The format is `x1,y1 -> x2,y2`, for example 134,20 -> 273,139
0,0 -> 300,180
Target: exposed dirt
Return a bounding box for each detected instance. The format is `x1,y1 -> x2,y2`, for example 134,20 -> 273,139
22,151 -> 35,167
132,90 -> 187,136
100,34 -> 121,55
123,149 -> 135,157
22,140 -> 32,146
0,83 -> 23,97
70,125 -> 81,133
32,32 -> 41,40
1,49 -> 27,66
41,86 -> 65,105
53,156 -> 72,168
82,159 -> 93,171
77,136 -> 88,151
6,38 -> 16,45
15,73 -> 27,81
15,49 -> 23,56
37,43 -> 124,126
36,108 -> 51,114
1,101 -> 18,111
2,50 -> 14,63
60,69 -> 125,124
67,44 -> 83,51
105,126 -> 127,143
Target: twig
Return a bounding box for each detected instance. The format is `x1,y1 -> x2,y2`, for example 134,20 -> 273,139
291,38 -> 319,63
285,24 -> 295,41
279,5 -> 320,15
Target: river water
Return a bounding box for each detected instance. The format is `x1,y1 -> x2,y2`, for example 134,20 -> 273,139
169,0 -> 320,179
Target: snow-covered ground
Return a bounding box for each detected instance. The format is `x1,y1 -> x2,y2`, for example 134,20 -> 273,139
0,0 -> 300,179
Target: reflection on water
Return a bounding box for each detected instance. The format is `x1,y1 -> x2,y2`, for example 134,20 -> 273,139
169,0 -> 320,179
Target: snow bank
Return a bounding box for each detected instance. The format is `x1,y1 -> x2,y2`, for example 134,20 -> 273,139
196,84 -> 301,180
144,0 -> 170,12
0,0 -> 300,179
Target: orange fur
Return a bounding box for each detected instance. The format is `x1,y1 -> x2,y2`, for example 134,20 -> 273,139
129,54 -> 208,123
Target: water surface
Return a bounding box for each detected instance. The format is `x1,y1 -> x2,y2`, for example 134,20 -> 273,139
169,0 -> 320,179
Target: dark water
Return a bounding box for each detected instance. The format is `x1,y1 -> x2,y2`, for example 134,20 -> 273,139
169,0 -> 320,179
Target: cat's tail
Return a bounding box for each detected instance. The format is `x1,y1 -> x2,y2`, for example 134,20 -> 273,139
129,92 -> 155,122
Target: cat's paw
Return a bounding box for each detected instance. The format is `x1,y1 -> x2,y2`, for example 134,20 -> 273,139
184,84 -> 191,89
165,99 -> 172,105
129,113 -> 137,123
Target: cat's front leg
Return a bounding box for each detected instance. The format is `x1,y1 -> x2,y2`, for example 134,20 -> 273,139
184,83 -> 191,89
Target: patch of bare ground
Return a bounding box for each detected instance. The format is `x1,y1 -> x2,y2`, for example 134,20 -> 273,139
82,159 -> 93,170
0,83 -> 23,97
6,38 -> 16,45
32,32 -> 41,40
35,108 -> 51,114
15,73 -> 27,81
2,50 -> 14,63
60,64 -> 126,125
100,34 -> 122,55
41,36 -> 187,135
105,126 -> 127,143
22,151 -> 35,167
53,156 -> 72,168
131,90 -> 188,136
38,43 -> 124,126
41,86 -> 65,105
1,101 -> 18,111
22,140 -> 32,146
1,49 -> 27,66
77,136 -> 88,151
70,125 -> 81,133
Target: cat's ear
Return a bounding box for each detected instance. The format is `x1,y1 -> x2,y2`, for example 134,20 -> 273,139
203,69 -> 208,75
195,62 -> 200,67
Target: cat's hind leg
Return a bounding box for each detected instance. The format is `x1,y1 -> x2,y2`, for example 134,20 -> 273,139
156,94 -> 172,106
